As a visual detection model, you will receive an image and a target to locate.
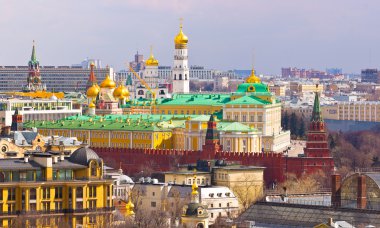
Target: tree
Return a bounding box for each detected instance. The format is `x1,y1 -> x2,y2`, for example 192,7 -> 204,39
289,112 -> 298,136
298,119 -> 306,138
231,173 -> 263,210
282,111 -> 289,130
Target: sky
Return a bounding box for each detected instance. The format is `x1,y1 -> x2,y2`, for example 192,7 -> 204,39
0,0 -> 380,75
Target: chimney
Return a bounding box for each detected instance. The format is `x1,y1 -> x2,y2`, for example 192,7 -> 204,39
331,174 -> 341,208
53,156 -> 58,164
327,218 -> 334,226
24,156 -> 29,163
357,175 -> 367,209
22,139 -> 26,145
60,154 -> 64,161
73,139 -> 77,145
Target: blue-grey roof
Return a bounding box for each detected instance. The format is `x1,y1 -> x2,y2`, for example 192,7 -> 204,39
69,146 -> 101,166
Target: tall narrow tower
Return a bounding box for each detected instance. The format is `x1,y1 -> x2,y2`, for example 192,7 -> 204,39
144,46 -> 159,89
172,20 -> 190,94
26,41 -> 44,91
304,85 -> 330,158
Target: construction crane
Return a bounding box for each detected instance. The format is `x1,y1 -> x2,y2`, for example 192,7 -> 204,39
128,66 -> 156,114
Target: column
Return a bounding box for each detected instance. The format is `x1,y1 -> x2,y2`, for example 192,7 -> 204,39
357,175 -> 367,209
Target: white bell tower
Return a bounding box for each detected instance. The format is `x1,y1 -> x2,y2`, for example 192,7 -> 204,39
172,20 -> 190,94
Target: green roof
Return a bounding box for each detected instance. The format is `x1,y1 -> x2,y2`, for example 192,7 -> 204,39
24,114 -> 194,132
217,122 -> 257,132
24,114 -> 257,133
159,94 -> 231,106
226,95 -> 272,105
236,83 -> 271,94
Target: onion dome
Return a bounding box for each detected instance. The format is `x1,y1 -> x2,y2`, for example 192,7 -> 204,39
174,22 -> 188,49
88,99 -> 96,108
100,74 -> 116,89
86,83 -> 100,98
245,68 -> 261,83
145,52 -> 159,66
113,84 -> 130,99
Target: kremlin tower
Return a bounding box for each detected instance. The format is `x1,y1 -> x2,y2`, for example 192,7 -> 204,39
26,41 -> 46,91
172,20 -> 190,94
304,85 -> 331,158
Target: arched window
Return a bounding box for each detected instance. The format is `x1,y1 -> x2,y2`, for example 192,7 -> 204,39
90,161 -> 97,176
179,74 -> 182,80
185,74 -> 188,80
138,90 -> 144,95
174,74 -> 177,80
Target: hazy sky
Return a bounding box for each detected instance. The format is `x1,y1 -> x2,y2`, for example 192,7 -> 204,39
0,0 -> 380,74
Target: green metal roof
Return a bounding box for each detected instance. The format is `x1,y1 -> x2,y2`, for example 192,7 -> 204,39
217,122 -> 257,132
159,94 -> 231,106
226,95 -> 271,105
24,113 -> 257,133
236,83 -> 270,94
311,92 -> 323,122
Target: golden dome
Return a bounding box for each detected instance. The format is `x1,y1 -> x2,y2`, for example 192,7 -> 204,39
174,23 -> 188,49
113,84 -> 130,99
86,84 -> 100,98
145,52 -> 159,67
88,100 -> 96,108
100,74 -> 116,89
245,68 -> 261,83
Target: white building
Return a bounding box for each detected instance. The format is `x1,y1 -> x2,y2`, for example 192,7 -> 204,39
172,23 -> 190,94
131,180 -> 239,225
0,97 -> 82,127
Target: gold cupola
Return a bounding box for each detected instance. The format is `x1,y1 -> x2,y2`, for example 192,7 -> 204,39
145,47 -> 159,67
174,21 -> 188,49
86,83 -> 100,98
100,74 -> 116,89
245,68 -> 261,83
113,84 -> 130,99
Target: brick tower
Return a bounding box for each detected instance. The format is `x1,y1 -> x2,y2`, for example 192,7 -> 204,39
11,108 -> 23,131
304,85 -> 330,158
202,115 -> 222,158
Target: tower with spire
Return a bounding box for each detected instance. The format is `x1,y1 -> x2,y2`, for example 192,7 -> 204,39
202,115 -> 223,158
86,62 -> 98,90
172,19 -> 190,94
181,171 -> 209,228
26,41 -> 45,91
304,85 -> 331,158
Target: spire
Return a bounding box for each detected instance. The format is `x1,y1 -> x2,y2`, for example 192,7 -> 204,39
191,169 -> 199,203
31,40 -> 37,62
311,84 -> 323,122
86,62 -> 98,89
125,191 -> 135,216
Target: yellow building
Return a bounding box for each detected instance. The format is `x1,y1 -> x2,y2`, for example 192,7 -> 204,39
0,147 -> 114,228
164,171 -> 212,186
322,101 -> 380,122
213,166 -> 265,209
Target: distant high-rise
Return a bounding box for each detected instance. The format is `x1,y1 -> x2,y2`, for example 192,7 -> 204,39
0,43 -> 112,92
361,68 -> 379,83
129,51 -> 145,72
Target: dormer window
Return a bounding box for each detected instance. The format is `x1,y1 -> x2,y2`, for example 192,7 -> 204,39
90,161 -> 97,176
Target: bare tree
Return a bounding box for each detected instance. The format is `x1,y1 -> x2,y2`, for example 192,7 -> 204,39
231,173 -> 264,210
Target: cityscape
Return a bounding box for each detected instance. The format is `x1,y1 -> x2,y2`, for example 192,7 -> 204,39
0,1 -> 380,228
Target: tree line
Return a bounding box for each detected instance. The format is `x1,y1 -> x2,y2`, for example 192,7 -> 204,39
281,111 -> 307,139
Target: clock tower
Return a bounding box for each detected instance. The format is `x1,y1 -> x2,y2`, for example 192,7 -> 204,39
26,41 -> 45,91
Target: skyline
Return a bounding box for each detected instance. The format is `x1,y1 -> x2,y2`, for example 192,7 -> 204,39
1,0 -> 380,74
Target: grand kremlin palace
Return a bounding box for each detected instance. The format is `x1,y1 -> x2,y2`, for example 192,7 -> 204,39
25,71 -> 290,153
